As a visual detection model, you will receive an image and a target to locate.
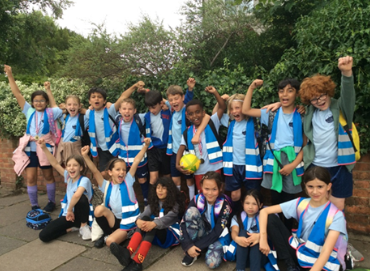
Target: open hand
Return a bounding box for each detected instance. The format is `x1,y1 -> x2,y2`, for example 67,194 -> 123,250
66,211 -> 75,222
246,232 -> 260,247
187,246 -> 201,258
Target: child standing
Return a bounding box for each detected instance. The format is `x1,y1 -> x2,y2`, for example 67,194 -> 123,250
176,86 -> 225,194
243,78 -> 304,230
38,139 -> 93,242
81,138 -> 151,248
180,171 -> 232,269
110,177 -> 185,271
216,93 -> 263,208
230,190 -> 266,271
110,98 -> 150,205
299,56 -> 355,211
56,95 -> 87,165
84,81 -> 145,173
259,166 -> 348,271
6,65 -> 62,212
166,78 -> 207,200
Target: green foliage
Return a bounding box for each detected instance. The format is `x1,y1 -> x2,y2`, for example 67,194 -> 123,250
0,78 -> 89,137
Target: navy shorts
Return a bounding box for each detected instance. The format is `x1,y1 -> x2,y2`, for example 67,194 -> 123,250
225,164 -> 261,192
147,147 -> 171,175
127,164 -> 149,179
26,152 -> 52,169
170,153 -> 193,179
311,164 -> 353,198
97,148 -> 115,172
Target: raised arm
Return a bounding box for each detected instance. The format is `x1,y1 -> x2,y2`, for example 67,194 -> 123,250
338,56 -> 355,126
128,138 -> 151,177
38,139 -> 64,176
4,65 -> 26,110
212,94 -> 229,115
44,81 -> 57,108
114,81 -> 145,111
205,86 -> 226,120
81,146 -> 104,187
259,205 -> 283,256
242,79 -> 264,117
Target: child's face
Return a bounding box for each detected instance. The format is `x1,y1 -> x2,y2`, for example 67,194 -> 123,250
278,84 -> 297,108
148,102 -> 163,116
32,95 -> 48,112
156,184 -> 168,201
202,179 -> 220,205
305,178 -> 331,205
229,101 -> 245,122
310,93 -> 331,111
108,161 -> 127,185
243,195 -> 261,217
66,158 -> 83,180
119,102 -> 136,122
66,98 -> 81,117
167,94 -> 184,112
89,92 -> 106,111
186,104 -> 205,127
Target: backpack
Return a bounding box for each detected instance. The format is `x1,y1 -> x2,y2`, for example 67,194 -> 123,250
183,119 -> 222,151
26,209 -> 51,230
79,114 -> 91,147
45,108 -> 62,145
339,111 -> 360,161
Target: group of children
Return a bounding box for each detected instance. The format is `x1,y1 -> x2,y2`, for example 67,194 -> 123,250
4,55 -> 363,271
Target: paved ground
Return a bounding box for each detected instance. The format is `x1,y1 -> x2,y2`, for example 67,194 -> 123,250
0,186 -> 369,271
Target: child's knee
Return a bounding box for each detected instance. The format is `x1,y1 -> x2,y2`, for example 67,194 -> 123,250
39,229 -> 51,243
94,205 -> 105,217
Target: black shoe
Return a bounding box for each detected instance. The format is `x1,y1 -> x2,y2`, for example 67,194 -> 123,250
43,201 -> 56,213
181,255 -> 197,267
32,205 -> 41,210
286,263 -> 300,271
110,242 -> 132,266
94,235 -> 106,248
122,261 -> 142,271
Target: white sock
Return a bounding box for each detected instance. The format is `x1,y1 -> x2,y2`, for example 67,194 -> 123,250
177,185 -> 181,191
188,184 -> 195,201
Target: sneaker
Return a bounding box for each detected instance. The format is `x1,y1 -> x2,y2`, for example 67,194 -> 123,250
123,261 -> 142,271
347,243 -> 364,262
31,205 -> 40,210
181,255 -> 197,267
94,235 -> 106,248
43,201 -> 56,213
110,242 -> 132,266
143,198 -> 148,206
80,224 -> 91,240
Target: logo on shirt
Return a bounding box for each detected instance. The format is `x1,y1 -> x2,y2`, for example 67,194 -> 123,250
161,114 -> 170,120
242,131 -> 246,135
289,122 -> 293,127
101,117 -> 104,121
72,125 -> 76,129
326,116 -> 334,123
177,120 -> 182,124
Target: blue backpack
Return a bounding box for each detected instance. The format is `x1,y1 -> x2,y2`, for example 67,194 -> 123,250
26,209 -> 51,230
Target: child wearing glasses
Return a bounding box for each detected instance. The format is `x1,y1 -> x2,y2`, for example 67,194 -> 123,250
5,65 -> 62,213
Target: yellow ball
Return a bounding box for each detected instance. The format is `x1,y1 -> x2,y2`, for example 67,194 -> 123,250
180,154 -> 201,174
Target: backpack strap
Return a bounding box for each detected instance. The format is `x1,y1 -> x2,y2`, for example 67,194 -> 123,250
108,114 -> 118,128
133,114 -> 145,138
183,127 -> 189,151
208,118 -> 223,148
79,113 -> 86,134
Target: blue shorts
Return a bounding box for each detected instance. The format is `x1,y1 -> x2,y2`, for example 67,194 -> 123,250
225,164 -> 261,192
312,164 -> 353,198
170,153 -> 193,179
26,152 -> 52,169
127,164 -> 148,179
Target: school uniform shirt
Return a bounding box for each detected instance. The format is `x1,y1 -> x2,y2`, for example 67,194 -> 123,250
312,108 -> 338,167
220,114 -> 248,165
119,113 -> 145,145
99,172 -> 135,219
148,112 -> 165,143
62,114 -> 89,142
85,105 -> 118,151
180,113 -> 223,175
62,170 -> 92,216
261,108 -> 294,151
230,214 -> 259,233
22,102 -> 63,152
166,100 -> 184,154
280,199 -> 347,242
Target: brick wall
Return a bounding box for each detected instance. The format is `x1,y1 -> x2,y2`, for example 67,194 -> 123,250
1,136 -> 369,235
